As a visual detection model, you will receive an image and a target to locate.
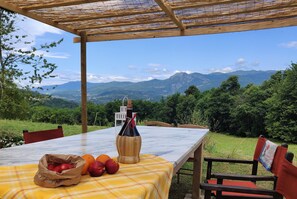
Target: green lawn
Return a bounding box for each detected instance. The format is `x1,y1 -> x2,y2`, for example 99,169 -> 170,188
0,119 -> 106,137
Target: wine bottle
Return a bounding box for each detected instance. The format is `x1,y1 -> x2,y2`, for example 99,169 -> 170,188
118,100 -> 140,136
116,99 -> 142,164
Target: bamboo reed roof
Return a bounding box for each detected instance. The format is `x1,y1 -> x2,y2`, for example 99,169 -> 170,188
1,0 -> 297,42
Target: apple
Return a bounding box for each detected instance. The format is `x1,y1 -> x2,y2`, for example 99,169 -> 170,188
88,161 -> 105,177
47,164 -> 55,171
53,165 -> 63,173
60,163 -> 74,171
105,159 -> 120,174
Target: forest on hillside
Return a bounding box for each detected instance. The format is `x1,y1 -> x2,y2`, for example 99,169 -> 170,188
1,63 -> 297,143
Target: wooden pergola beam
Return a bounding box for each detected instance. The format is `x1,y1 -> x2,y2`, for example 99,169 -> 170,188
21,0 -> 109,10
188,15 -> 297,29
181,1 -> 297,20
153,0 -> 185,30
73,16 -> 297,42
55,10 -> 161,23
75,18 -> 171,31
86,25 -> 177,36
171,0 -> 246,10
80,31 -> 88,133
0,1 -> 78,35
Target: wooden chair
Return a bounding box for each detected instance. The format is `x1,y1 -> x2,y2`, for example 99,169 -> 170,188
176,155 -> 194,183
200,152 -> 295,199
200,135 -> 288,198
23,126 -> 64,144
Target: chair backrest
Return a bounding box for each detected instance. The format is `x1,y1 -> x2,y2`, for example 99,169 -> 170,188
270,143 -> 288,176
276,152 -> 296,199
23,126 -> 64,144
253,135 -> 267,160
252,135 -> 288,176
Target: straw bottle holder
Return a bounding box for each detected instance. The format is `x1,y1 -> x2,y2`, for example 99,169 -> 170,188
116,135 -> 141,164
116,99 -> 141,164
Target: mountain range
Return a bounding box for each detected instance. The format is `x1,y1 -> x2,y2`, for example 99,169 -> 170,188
38,70 -> 277,104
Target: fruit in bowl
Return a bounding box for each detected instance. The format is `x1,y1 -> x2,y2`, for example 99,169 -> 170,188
105,159 -> 120,174
88,161 -> 105,177
47,163 -> 75,173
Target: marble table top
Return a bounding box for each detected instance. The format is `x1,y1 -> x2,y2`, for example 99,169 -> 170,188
0,126 -> 208,172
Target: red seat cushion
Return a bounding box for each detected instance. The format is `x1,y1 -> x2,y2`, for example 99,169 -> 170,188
207,179 -> 271,198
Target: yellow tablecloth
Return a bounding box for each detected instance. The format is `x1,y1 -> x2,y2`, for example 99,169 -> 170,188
0,154 -> 173,199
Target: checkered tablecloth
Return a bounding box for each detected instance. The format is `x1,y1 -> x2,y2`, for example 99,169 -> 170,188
0,154 -> 173,199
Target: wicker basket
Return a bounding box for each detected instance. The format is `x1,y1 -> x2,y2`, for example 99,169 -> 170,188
116,135 -> 141,164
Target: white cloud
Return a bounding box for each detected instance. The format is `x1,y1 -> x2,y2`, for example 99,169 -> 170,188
174,70 -> 192,74
280,41 -> 297,48
208,56 -> 263,73
209,67 -> 233,73
16,16 -> 62,37
29,49 -> 69,59
11,15 -> 66,59
43,52 -> 69,59
236,58 -> 246,66
148,63 -> 162,67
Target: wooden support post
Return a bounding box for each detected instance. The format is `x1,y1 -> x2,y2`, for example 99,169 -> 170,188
80,31 -> 87,133
192,139 -> 204,199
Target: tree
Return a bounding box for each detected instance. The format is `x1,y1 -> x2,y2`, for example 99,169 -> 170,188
204,76 -> 241,132
185,85 -> 200,98
0,9 -> 63,119
219,75 -> 240,95
105,100 -> 122,125
177,94 -> 196,124
266,63 -> 297,143
231,84 -> 267,137
158,93 -> 180,126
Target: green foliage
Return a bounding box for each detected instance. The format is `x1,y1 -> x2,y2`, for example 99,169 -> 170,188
158,93 -> 180,126
230,85 -> 268,137
265,63 -> 297,142
0,9 -> 62,88
0,84 -> 30,119
176,95 -> 196,124
104,100 -> 122,124
203,76 -> 241,132
32,96 -> 78,108
133,100 -> 160,122
184,85 -> 200,98
0,8 -> 62,120
0,129 -> 24,148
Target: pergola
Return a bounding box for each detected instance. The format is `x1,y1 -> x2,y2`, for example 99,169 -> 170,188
1,0 -> 297,133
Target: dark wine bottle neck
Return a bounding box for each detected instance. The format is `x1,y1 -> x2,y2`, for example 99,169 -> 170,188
127,108 -> 132,118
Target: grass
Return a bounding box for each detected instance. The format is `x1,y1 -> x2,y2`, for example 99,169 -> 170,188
168,132 -> 297,199
0,119 -> 106,137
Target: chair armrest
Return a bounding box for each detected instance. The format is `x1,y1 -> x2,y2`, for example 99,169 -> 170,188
204,157 -> 254,164
204,157 -> 255,180
213,173 -> 276,182
200,183 -> 276,198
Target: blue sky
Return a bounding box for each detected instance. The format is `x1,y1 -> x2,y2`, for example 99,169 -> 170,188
16,16 -> 297,86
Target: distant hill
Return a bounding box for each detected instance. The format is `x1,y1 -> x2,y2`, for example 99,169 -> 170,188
38,70 -> 277,104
